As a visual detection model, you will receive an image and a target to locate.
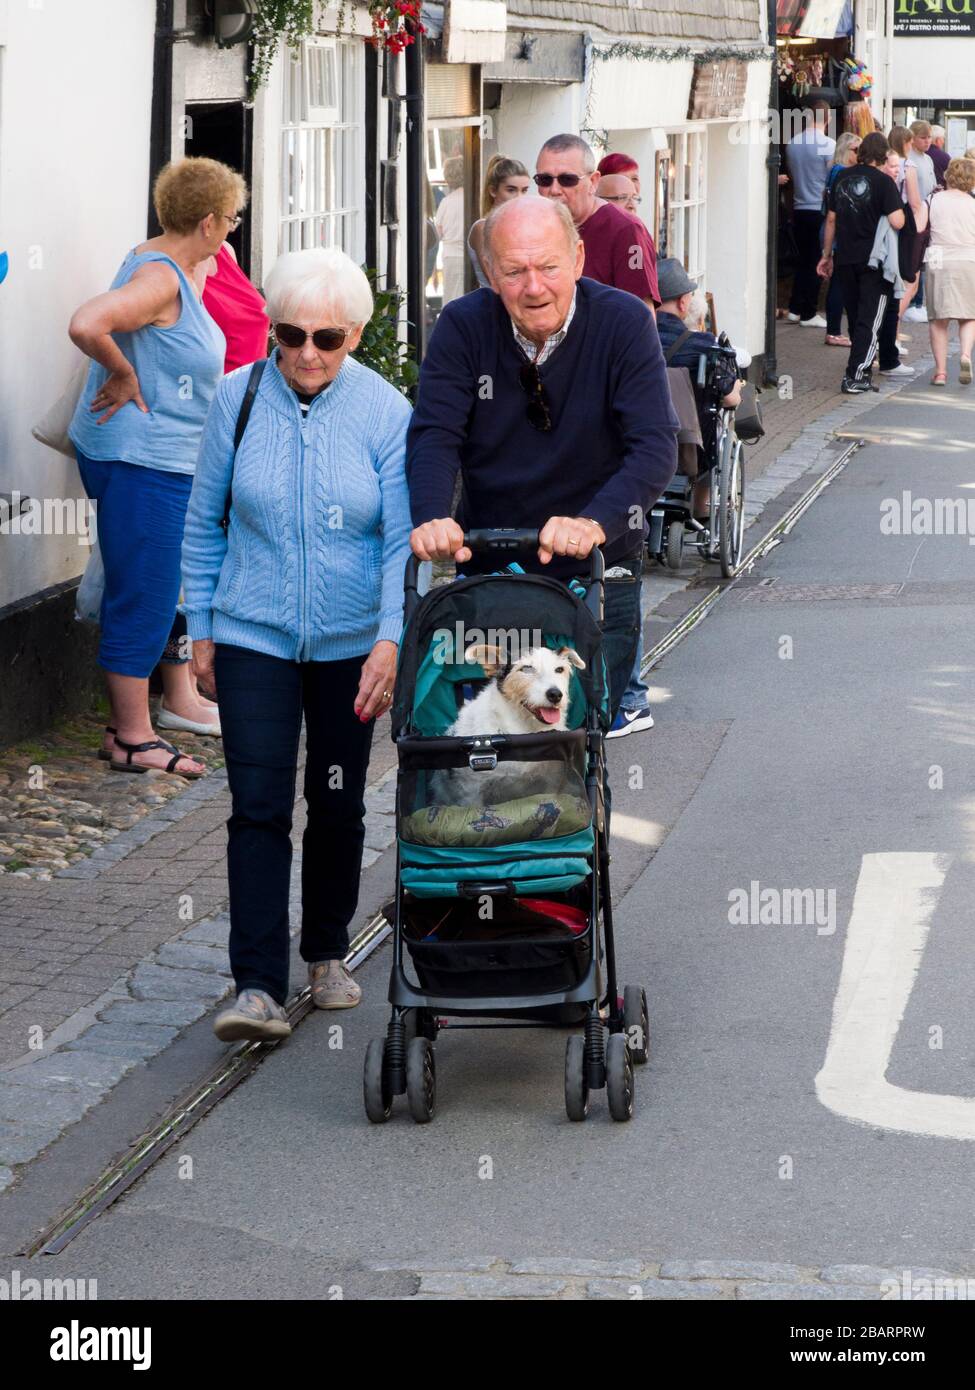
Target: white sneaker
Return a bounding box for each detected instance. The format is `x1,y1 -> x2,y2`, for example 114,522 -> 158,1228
800,314 -> 828,328
786,312 -> 801,323
607,708 -> 655,739
880,364 -> 915,377
903,306 -> 928,323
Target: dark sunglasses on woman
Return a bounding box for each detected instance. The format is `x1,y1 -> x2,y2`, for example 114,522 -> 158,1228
274,323 -> 349,352
533,172 -> 583,189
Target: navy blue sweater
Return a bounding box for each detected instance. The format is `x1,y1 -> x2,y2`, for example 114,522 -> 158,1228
406,278 -> 679,573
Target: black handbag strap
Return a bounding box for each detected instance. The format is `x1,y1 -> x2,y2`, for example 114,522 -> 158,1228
221,358 -> 267,533
663,328 -> 694,364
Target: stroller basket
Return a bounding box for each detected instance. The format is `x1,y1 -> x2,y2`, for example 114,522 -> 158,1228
402,895 -> 590,998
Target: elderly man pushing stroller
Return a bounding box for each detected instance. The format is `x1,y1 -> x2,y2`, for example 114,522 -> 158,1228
407,196 -> 678,721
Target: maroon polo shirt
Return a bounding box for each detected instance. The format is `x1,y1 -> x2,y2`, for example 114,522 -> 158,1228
578,201 -> 659,306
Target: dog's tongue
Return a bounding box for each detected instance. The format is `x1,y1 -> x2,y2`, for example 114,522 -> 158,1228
536,706 -> 561,725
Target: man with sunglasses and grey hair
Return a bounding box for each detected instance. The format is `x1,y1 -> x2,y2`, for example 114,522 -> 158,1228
407,195 -> 677,722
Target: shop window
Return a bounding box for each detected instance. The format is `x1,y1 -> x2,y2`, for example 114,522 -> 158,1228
280,39 -> 363,258
659,129 -> 707,284
424,120 -> 479,330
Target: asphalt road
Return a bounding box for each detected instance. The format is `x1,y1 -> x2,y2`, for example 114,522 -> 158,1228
24,371 -> 975,1295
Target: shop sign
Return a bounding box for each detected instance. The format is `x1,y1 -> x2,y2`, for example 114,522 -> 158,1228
688,58 -> 749,120
894,0 -> 975,36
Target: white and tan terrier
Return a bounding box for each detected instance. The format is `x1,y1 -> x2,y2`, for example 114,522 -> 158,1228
437,643 -> 586,803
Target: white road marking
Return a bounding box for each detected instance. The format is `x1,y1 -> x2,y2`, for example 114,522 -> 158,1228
815,851 -> 975,1140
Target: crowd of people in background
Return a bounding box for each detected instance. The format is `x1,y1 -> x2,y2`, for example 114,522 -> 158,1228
784,108 -> 975,393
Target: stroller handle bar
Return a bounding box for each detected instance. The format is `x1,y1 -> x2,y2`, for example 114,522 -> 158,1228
403,528 -> 605,622
465,528 -> 605,584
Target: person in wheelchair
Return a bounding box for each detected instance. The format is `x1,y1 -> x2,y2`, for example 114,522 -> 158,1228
656,258 -> 742,523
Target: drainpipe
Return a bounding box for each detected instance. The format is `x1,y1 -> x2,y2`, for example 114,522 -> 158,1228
405,34 -> 426,367
764,0 -> 780,386
147,0 -> 181,237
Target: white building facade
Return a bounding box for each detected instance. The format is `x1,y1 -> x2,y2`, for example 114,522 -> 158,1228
0,0 -> 404,740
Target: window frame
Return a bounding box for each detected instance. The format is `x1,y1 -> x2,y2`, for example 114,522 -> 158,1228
279,37 -> 364,261
661,125 -> 708,285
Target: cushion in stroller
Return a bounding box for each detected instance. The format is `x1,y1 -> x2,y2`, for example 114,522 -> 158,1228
401,792 -> 591,848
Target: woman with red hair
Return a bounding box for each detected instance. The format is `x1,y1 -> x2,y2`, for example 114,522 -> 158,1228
597,151 -> 640,194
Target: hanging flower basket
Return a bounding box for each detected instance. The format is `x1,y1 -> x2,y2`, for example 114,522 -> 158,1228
367,1 -> 425,54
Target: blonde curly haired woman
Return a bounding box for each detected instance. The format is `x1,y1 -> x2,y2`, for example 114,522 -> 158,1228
69,157 -> 246,778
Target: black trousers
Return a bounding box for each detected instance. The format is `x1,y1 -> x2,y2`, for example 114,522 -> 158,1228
600,553 -> 643,724
215,645 -> 375,1005
836,264 -> 891,383
789,210 -> 825,322
878,291 -> 901,372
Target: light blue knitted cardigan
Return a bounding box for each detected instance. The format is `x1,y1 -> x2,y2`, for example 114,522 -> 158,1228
181,351 -> 413,662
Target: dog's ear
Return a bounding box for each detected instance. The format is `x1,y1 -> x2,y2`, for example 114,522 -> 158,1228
465,643 -> 505,675
557,647 -> 586,671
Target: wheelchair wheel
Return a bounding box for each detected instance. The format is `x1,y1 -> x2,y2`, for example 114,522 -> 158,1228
718,431 -> 745,578
665,520 -> 684,571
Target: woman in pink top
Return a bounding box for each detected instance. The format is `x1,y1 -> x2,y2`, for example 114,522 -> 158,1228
925,157 -> 975,385
202,242 -> 270,372
155,243 -> 269,743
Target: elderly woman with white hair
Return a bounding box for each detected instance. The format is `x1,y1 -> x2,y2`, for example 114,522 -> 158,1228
182,247 -> 412,1040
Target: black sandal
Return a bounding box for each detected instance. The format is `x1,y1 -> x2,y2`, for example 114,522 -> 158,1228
96,726 -> 117,761
109,736 -> 205,779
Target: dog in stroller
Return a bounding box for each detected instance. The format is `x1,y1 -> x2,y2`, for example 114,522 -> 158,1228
435,642 -> 586,804
363,528 -> 650,1125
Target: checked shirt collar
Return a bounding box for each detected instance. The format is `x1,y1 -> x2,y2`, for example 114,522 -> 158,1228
511,289 -> 577,366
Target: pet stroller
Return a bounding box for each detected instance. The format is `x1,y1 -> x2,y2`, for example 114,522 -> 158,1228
362,529 -> 649,1124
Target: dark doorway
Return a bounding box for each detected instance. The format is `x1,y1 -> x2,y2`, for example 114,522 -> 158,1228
185,101 -> 254,276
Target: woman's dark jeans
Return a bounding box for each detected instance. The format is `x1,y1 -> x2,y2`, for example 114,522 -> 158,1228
825,272 -> 846,337
215,644 -> 375,1006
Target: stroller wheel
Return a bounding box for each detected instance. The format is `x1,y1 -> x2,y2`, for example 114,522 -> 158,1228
406,1037 -> 436,1123
564,1035 -> 590,1122
623,985 -> 650,1064
363,1038 -> 393,1124
606,1033 -> 635,1122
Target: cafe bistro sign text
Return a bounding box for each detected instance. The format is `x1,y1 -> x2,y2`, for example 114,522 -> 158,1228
894,0 -> 975,35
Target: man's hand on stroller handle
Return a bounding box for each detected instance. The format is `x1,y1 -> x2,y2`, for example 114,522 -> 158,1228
410,518 -> 471,565
537,516 -> 605,565
409,516 -> 606,567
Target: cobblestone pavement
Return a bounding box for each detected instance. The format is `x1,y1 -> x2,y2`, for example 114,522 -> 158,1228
0,704 -> 222,880
376,1258 -> 967,1300
0,325 -> 934,1197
